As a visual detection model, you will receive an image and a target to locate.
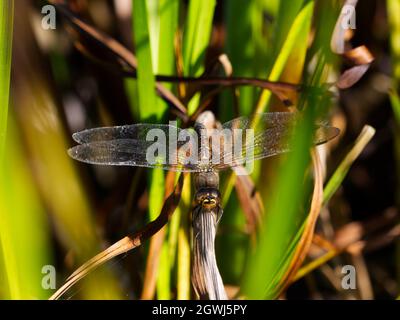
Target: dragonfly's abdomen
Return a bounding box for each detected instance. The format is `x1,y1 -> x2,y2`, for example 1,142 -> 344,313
192,204 -> 227,300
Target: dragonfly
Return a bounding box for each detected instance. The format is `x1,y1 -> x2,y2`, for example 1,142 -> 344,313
68,111 -> 340,300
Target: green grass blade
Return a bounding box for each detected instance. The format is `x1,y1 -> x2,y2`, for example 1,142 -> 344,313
176,175 -> 191,300
132,0 -> 165,121
255,1 -> 313,114
151,0 -> 180,300
271,0 -> 304,59
323,126 -> 376,204
390,90 -> 400,124
158,0 -> 179,78
133,0 -> 175,298
0,119 -> 52,299
148,168 -> 168,299
182,0 -> 216,76
387,0 -> 400,292
224,0 -> 270,116
183,0 -> 216,114
220,1 -> 315,286
388,0 -> 400,82
0,0 -> 13,157
241,103 -> 317,299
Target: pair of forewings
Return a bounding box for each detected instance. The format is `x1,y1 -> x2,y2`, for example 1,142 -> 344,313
68,112 -> 339,172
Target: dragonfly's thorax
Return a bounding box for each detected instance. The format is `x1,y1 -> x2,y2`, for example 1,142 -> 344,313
193,171 -> 219,190
194,187 -> 221,210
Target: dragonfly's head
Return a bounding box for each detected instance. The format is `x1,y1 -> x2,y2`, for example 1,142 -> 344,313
195,188 -> 221,210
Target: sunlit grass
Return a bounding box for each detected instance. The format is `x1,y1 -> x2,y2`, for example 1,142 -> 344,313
0,0 -> 13,157
0,118 -> 52,299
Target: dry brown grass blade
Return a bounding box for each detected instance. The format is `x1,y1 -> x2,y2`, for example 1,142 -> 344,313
292,208 -> 399,283
275,149 -> 324,295
140,171 -> 176,300
49,173 -> 184,300
184,54 -> 233,103
331,0 -> 374,89
49,1 -> 188,118
234,167 -> 264,235
190,54 -> 234,121
174,29 -> 186,100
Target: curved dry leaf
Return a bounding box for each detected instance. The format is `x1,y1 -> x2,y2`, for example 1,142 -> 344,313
275,150 -> 324,296
336,63 -> 371,89
234,166 -> 264,234
293,208 -> 399,282
49,173 -> 184,300
331,0 -> 374,89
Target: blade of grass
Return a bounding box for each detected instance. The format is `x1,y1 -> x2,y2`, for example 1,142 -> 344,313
133,0 -> 164,121
291,125 -> 375,283
387,0 -> 400,293
241,102 -> 318,299
158,0 -> 179,82
177,175 -> 191,300
389,90 -> 400,125
388,0 -> 400,82
219,2 -> 314,286
0,0 -> 13,157
148,168 -> 169,299
255,1 -> 313,114
219,4 -> 315,285
141,172 -> 176,299
155,0 -> 179,299
224,0 -> 270,116
271,150 -> 324,297
272,0 -> 305,59
221,1 -> 314,213
12,3 -> 122,298
323,125 -> 376,204
0,118 -> 52,299
182,0 -> 216,115
132,0 -> 170,299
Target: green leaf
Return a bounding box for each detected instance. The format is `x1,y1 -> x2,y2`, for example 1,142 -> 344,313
323,125 -> 376,204
0,0 -> 13,158
388,0 -> 400,82
0,119 -> 52,299
183,0 -> 216,114
133,0 -> 178,299
241,104 -> 317,299
183,0 -> 216,76
132,0 -> 166,121
255,1 -> 314,113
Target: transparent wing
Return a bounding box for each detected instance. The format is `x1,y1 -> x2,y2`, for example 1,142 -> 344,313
211,113 -> 339,171
221,112 -> 296,134
69,124 -> 204,172
72,123 -> 181,144
314,125 -> 340,145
